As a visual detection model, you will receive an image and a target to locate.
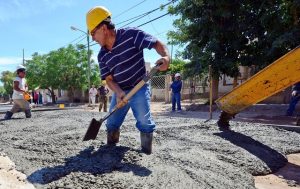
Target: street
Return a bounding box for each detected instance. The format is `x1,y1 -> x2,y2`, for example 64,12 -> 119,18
0,104 -> 12,112
0,107 -> 299,189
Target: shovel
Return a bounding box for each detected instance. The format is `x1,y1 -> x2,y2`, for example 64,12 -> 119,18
83,64 -> 161,141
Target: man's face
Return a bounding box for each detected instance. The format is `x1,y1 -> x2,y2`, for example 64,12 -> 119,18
91,24 -> 106,47
18,70 -> 26,78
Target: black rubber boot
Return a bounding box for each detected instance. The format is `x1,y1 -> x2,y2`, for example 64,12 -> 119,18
25,109 -> 32,118
4,111 -> 13,120
107,130 -> 120,146
140,132 -> 153,155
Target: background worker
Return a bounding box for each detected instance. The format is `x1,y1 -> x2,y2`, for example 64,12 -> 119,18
98,81 -> 109,112
89,85 -> 98,109
170,73 -> 182,112
286,82 -> 300,116
86,6 -> 170,154
4,65 -> 31,120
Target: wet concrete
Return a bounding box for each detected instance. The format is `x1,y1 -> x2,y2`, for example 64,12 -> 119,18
0,109 -> 299,189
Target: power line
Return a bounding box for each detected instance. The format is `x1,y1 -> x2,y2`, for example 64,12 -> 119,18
114,0 -> 147,19
60,0 -> 178,52
138,13 -> 170,27
148,15 -> 159,34
117,8 -> 158,26
65,0 -> 149,48
117,0 -> 175,27
65,34 -> 86,47
79,0 -> 177,48
87,12 -> 171,48
75,36 -> 87,45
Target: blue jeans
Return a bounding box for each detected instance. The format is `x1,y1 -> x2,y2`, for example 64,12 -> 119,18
172,92 -> 181,111
286,95 -> 300,116
106,84 -> 155,133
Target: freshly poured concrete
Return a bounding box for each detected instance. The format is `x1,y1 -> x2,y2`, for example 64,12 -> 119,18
0,109 -> 299,189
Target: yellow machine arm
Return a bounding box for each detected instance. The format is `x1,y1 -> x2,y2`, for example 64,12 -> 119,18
216,45 -> 300,128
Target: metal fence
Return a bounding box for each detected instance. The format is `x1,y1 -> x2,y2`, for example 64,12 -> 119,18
150,74 -> 209,103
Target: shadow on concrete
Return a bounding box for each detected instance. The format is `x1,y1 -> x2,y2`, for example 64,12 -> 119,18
214,130 -> 288,175
274,162 -> 300,185
27,145 -> 151,184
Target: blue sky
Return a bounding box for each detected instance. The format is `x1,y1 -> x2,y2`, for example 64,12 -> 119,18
0,0 -> 178,86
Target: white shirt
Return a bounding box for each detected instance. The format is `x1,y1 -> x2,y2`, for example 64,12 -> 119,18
89,88 -> 98,97
12,77 -> 27,100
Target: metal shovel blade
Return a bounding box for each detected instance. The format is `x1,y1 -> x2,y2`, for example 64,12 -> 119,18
83,118 -> 103,141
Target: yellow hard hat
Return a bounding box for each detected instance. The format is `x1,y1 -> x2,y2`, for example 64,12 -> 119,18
86,6 -> 112,35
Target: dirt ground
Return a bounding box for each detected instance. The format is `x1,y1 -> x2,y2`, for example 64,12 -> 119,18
0,102 -> 300,189
255,153 -> 300,189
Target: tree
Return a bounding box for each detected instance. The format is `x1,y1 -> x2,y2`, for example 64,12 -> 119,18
0,86 -> 6,97
0,71 -> 14,98
169,59 -> 186,75
243,0 -> 300,68
26,44 -> 100,103
168,0 -> 249,100
168,0 -> 300,100
155,58 -> 187,76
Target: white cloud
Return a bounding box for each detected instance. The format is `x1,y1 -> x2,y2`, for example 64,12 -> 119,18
0,0 -> 75,22
0,57 -> 22,65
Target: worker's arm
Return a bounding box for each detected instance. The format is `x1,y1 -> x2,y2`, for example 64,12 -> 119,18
13,81 -> 25,93
153,40 -> 170,71
105,75 -> 127,106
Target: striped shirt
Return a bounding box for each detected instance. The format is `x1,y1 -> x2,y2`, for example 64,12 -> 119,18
98,27 -> 157,90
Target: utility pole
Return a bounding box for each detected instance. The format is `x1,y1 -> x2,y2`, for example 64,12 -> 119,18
22,49 -> 25,65
70,26 -> 91,106
87,30 -> 91,106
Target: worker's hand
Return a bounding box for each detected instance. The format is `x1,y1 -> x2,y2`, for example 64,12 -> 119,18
156,56 -> 170,71
116,91 -> 128,108
292,90 -> 298,97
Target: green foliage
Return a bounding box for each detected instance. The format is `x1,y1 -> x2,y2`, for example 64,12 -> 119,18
0,86 -> 5,96
169,58 -> 186,74
155,58 -> 187,76
25,44 -> 100,102
0,71 -> 14,96
168,0 -> 300,78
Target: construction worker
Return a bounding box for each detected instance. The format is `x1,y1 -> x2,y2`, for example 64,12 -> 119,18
286,82 -> 300,116
98,81 -> 109,112
4,65 -> 31,120
89,85 -> 98,109
170,73 -> 182,112
86,6 -> 170,154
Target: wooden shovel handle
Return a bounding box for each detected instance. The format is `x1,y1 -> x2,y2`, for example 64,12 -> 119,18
115,64 -> 160,109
